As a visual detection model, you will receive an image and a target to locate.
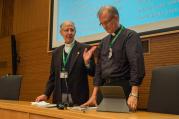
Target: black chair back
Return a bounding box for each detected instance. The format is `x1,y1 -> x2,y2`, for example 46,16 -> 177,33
0,75 -> 22,100
148,65 -> 179,114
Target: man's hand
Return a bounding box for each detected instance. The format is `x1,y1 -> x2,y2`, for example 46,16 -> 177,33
83,46 -> 97,65
127,86 -> 138,111
127,95 -> 138,111
81,86 -> 99,107
81,96 -> 97,107
35,94 -> 47,102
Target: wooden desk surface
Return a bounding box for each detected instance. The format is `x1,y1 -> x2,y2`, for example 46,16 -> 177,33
0,100 -> 179,119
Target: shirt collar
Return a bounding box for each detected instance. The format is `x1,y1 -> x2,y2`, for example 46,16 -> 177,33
110,25 -> 121,37
111,33 -> 115,36
65,39 -> 75,47
64,40 -> 75,53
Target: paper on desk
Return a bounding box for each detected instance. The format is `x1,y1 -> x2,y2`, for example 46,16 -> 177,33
31,101 -> 56,108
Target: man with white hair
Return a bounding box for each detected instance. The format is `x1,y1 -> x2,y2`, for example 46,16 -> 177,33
36,21 -> 96,106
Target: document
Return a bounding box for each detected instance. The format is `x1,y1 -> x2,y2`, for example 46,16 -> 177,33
31,101 -> 56,108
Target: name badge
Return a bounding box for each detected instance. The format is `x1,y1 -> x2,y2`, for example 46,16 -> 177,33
60,71 -> 68,79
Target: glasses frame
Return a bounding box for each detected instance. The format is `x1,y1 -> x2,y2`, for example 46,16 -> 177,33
99,15 -> 115,27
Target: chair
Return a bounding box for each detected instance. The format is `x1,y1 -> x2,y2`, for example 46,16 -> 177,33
148,65 -> 179,115
0,75 -> 22,100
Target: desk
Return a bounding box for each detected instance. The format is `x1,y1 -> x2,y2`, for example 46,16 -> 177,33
0,100 -> 178,119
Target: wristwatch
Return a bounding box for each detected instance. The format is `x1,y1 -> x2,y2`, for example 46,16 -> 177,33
129,93 -> 138,98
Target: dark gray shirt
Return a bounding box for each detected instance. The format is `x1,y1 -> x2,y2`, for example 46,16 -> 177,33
94,26 -> 145,86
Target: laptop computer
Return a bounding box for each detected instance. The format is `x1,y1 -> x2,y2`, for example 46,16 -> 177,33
97,86 -> 129,112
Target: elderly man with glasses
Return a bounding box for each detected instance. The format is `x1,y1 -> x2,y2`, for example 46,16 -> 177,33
82,5 -> 145,111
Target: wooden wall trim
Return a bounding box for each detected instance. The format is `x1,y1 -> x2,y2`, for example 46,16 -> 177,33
141,30 -> 179,39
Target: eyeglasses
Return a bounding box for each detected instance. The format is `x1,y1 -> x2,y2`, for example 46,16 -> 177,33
99,16 -> 114,27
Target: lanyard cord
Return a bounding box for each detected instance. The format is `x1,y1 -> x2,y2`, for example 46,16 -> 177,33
62,44 -> 74,70
109,25 -> 125,48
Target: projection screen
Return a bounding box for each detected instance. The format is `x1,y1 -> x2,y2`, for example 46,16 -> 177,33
49,0 -> 179,50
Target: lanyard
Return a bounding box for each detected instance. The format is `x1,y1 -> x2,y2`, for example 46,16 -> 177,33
109,25 -> 125,48
62,44 -> 74,70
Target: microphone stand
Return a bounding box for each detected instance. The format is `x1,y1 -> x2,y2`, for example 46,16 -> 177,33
64,76 -> 70,109
55,68 -> 62,109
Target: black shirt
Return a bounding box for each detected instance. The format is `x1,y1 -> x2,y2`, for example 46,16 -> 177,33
94,26 -> 145,86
